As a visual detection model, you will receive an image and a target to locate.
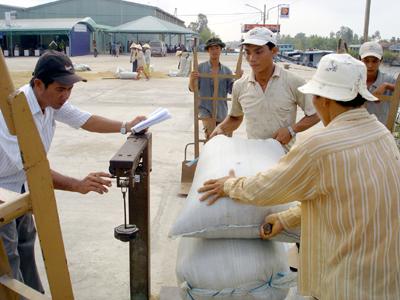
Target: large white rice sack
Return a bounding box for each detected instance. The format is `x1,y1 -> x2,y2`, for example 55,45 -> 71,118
176,238 -> 297,300
170,135 -> 300,241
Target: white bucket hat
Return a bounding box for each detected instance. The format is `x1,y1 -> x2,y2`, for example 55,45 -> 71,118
359,41 -> 383,60
298,53 -> 378,102
241,27 -> 277,46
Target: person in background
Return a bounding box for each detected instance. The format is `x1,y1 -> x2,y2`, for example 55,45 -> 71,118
136,44 -> 149,80
359,41 -> 397,124
143,43 -> 152,79
198,53 -> 400,300
0,50 -> 146,294
130,43 -> 138,72
189,37 -> 237,140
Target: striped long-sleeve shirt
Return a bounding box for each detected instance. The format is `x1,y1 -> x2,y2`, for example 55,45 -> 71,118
223,108 -> 400,300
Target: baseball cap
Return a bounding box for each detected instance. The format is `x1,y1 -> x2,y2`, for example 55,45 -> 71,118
359,41 -> 383,60
298,53 -> 378,102
205,37 -> 225,50
241,27 -> 277,46
33,50 -> 86,85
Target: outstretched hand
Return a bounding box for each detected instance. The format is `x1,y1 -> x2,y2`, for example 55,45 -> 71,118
198,170 -> 236,205
75,172 -> 112,194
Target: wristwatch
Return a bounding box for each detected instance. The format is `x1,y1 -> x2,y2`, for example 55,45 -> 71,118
120,121 -> 127,135
287,126 -> 296,138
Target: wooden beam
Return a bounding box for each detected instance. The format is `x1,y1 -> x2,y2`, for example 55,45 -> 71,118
386,74 -> 400,132
0,189 -> 31,226
0,240 -> 18,300
0,48 -> 16,135
199,97 -> 232,101
0,275 -> 51,300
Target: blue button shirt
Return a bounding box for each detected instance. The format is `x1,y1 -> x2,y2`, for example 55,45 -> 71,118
366,70 -> 396,124
197,61 -> 233,122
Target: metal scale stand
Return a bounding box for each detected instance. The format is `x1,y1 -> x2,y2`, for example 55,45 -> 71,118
109,132 -> 152,300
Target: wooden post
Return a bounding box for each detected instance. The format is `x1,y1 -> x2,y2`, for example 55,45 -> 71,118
0,48 -> 16,135
192,38 -> 200,158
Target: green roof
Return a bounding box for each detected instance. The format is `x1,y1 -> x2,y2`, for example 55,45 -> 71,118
0,17 -> 107,32
108,16 -> 195,35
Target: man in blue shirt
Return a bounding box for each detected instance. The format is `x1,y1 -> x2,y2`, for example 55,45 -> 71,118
359,41 -> 397,124
189,38 -> 235,139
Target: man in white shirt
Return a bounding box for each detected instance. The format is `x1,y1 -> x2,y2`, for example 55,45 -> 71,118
211,27 -> 319,146
0,50 -> 146,293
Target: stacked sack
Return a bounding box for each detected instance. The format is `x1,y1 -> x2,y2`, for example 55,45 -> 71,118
170,135 -> 300,300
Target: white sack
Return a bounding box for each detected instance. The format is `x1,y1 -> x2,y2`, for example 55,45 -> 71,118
170,135 -> 301,241
115,66 -> 138,79
176,238 -> 297,300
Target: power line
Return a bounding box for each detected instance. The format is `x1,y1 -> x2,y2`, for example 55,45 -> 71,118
178,12 -> 260,17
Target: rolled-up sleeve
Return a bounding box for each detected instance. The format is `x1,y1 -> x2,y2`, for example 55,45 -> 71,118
277,203 -> 302,229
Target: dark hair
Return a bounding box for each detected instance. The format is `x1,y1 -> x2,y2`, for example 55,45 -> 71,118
336,93 -> 367,108
29,77 -> 54,88
266,42 -> 276,50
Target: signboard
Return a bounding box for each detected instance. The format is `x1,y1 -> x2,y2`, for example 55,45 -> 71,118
280,5 -> 290,18
74,23 -> 87,32
242,24 -> 281,33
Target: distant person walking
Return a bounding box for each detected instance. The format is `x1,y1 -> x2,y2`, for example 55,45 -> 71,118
143,43 -> 151,79
136,45 -> 149,80
115,42 -> 120,57
130,43 -> 138,72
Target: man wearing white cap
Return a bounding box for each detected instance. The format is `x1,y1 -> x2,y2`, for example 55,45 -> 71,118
199,53 -> 400,299
359,41 -> 396,124
211,27 -> 319,146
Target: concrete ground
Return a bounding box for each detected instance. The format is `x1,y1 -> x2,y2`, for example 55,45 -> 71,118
4,52 -> 316,299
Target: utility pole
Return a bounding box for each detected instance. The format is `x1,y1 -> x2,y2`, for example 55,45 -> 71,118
263,4 -> 266,25
363,0 -> 371,42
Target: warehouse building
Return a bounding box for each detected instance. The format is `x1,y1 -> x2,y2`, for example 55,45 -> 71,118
0,0 -> 194,56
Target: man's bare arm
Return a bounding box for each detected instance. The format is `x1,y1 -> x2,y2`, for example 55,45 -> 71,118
210,115 -> 244,138
292,113 -> 320,133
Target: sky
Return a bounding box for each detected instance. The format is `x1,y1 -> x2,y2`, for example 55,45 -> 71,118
0,0 -> 399,42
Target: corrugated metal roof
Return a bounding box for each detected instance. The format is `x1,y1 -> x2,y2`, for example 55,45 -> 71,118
109,16 -> 195,34
0,17 -> 105,32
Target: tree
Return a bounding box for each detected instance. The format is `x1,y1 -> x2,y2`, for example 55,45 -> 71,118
336,26 -> 353,44
197,14 -> 208,33
371,30 -> 381,41
294,32 -> 307,50
188,14 -> 216,44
